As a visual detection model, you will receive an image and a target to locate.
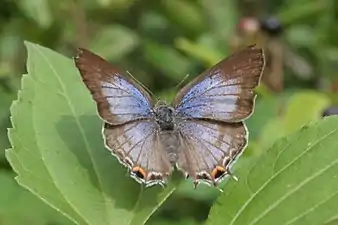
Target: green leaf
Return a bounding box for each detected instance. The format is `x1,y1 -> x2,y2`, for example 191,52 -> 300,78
259,118 -> 285,151
143,41 -> 192,81
0,86 -> 15,161
175,179 -> 220,202
283,91 -> 331,134
95,0 -> 134,8
6,71 -> 86,225
89,25 -> 139,61
199,0 -> 238,39
324,218 -> 338,225
246,97 -> 279,142
277,1 -> 326,25
161,0 -> 206,33
17,0 -> 53,28
207,115 -> 338,225
174,37 -> 223,67
6,41 -> 176,225
285,25 -> 315,48
0,171 -> 73,225
148,218 -> 201,225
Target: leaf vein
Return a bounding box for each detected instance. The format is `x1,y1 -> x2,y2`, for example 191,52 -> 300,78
283,189 -> 338,225
34,45 -> 112,224
229,125 -> 338,225
249,156 -> 338,225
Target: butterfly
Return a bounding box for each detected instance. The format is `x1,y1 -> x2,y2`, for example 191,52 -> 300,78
74,45 -> 265,188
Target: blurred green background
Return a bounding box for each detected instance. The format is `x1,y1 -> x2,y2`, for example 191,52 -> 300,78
1,0 -> 338,224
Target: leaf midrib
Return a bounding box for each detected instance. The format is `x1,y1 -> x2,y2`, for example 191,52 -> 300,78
8,79 -> 84,225
33,44 -> 113,224
229,124 -> 338,225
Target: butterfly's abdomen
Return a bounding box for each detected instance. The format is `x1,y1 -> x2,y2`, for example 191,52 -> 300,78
159,130 -> 180,164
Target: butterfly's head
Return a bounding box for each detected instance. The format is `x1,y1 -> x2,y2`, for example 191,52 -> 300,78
155,99 -> 169,107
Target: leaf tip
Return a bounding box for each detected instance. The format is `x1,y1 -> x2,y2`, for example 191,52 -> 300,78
24,40 -> 37,50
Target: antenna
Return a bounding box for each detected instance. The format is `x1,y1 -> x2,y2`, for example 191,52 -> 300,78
126,70 -> 159,101
174,73 -> 190,91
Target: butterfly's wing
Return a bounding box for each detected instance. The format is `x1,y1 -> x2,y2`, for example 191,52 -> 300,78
173,45 -> 265,122
75,48 -> 154,125
75,49 -> 173,186
173,45 -> 264,186
104,121 -> 173,187
176,120 -> 247,187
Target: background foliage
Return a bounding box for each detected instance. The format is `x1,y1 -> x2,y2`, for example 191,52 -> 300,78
1,0 -> 338,224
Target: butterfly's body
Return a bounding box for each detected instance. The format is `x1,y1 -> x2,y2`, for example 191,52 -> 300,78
154,103 -> 176,131
151,103 -> 178,166
75,45 -> 265,188
158,128 -> 179,165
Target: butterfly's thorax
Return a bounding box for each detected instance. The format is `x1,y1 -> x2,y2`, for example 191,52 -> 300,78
155,104 -> 180,164
154,104 -> 176,131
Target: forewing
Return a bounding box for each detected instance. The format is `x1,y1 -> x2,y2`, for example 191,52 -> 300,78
176,120 -> 247,186
174,45 -> 265,122
104,121 -> 173,187
75,48 -> 154,125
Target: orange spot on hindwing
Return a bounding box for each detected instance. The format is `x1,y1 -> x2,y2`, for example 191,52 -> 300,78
211,166 -> 226,180
132,166 -> 147,180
